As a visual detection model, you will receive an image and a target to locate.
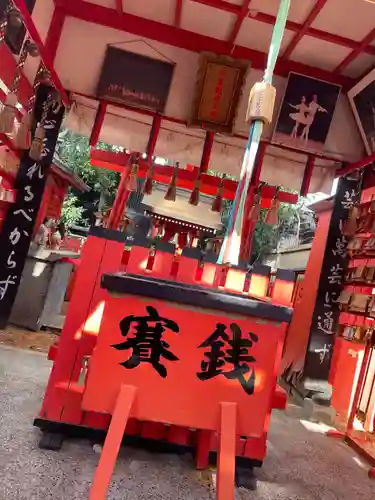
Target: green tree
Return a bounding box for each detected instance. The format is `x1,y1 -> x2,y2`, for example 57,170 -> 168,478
250,201 -> 302,265
60,194 -> 85,228
56,129 -> 121,226
219,195 -> 307,265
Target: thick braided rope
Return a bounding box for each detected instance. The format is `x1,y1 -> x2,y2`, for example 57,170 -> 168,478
10,39 -> 30,93
0,1 -> 12,45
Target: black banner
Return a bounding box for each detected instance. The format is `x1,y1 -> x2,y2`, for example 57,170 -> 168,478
97,47 -> 175,113
0,84 -> 65,328
304,174 -> 362,389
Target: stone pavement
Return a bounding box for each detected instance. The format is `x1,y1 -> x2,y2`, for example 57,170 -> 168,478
0,344 -> 374,500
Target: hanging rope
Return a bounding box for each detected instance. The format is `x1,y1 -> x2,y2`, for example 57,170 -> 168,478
218,0 -> 291,266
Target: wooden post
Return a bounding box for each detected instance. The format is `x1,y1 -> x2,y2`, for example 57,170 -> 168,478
89,103 -> 107,148
106,166 -> 130,229
146,114 -> 162,162
89,385 -> 136,500
200,131 -> 214,173
251,142 -> 267,187
217,402 -> 237,500
300,155 -> 315,197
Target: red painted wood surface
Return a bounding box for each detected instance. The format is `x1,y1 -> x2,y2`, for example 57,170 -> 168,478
58,0 -> 353,87
83,293 -> 286,437
37,231 -> 291,463
329,337 -> 365,428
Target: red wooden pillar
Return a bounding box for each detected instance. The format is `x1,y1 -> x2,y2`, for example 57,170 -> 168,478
200,131 -> 214,173
241,143 -> 268,262
146,115 -> 162,162
300,155 -> 315,197
89,103 -> 107,148
106,165 -> 130,229
45,5 -> 66,63
251,142 -> 267,187
38,228 -> 126,426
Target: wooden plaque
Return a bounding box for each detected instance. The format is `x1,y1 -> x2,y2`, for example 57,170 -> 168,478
189,54 -> 249,135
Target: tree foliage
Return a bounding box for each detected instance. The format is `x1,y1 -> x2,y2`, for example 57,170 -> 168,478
56,129 -> 308,261
60,194 -> 86,228
56,129 -> 121,227
250,201 -> 304,264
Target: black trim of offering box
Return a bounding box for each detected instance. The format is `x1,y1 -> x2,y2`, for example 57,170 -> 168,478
89,226 -> 128,243
101,273 -> 293,323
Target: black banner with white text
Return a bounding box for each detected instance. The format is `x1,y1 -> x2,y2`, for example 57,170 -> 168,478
0,84 -> 65,328
304,174 -> 362,388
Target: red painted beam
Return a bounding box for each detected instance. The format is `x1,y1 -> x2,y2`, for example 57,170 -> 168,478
336,151 -> 375,176
12,0 -> 69,106
283,0 -> 328,59
334,27 -> 375,74
116,0 -> 123,15
192,0 -> 238,14
60,0 -> 353,87
175,0 -> 183,27
73,90 -> 345,163
191,0 -> 375,57
0,44 -> 32,108
90,148 -> 299,204
45,5 -> 66,63
227,0 -> 251,46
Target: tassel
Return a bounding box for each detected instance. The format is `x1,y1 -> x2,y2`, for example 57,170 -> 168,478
15,112 -> 32,149
29,90 -> 53,161
29,125 -> 45,161
249,191 -> 262,222
7,7 -> 23,29
126,157 -> 139,192
0,2 -> 11,47
165,163 -> 179,201
126,166 -> 138,192
3,147 -> 19,174
16,64 -> 46,150
189,176 -> 201,206
143,164 -> 154,195
0,38 -> 35,136
0,92 -> 18,134
264,195 -> 279,225
211,175 -> 225,212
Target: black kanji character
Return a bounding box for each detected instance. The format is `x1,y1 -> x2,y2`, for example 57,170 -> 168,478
112,305 -> 179,378
197,323 -> 259,395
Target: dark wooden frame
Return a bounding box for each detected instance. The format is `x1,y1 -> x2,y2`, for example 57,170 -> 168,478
189,53 -> 249,135
96,46 -> 175,114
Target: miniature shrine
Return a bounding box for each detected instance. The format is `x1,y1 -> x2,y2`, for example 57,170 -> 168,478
0,1 -> 375,498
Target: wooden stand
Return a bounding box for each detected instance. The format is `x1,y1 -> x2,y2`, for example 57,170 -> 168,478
89,386 -> 238,500
90,385 -> 136,500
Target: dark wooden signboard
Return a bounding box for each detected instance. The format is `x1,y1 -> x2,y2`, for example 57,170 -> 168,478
189,54 -> 249,135
303,174 -> 362,389
0,84 -> 65,328
97,46 -> 175,113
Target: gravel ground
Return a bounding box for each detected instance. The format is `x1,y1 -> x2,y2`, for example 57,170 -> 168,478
0,344 -> 374,500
